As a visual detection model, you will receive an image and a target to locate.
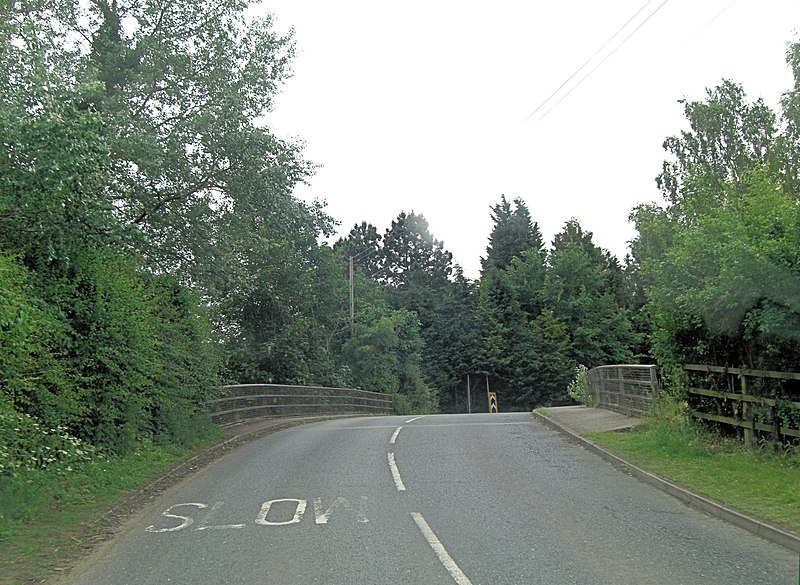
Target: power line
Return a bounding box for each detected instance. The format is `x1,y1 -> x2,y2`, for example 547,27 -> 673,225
523,0 -> 657,123
539,0 -> 670,121
351,247 -> 376,261
523,0 -> 670,123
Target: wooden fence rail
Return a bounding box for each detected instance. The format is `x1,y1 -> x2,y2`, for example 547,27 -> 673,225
587,365 -> 659,417
684,364 -> 800,443
210,384 -> 395,426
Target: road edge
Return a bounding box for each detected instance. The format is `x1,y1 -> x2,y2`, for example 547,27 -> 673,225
531,409 -> 800,554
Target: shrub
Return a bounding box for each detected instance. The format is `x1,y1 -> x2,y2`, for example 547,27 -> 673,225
566,364 -> 590,406
0,402 -> 101,475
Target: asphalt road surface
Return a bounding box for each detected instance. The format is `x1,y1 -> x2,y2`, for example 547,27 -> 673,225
64,413 -> 798,585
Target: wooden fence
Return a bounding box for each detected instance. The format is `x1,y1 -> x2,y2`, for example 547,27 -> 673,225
210,384 -> 395,426
587,365 -> 659,417
685,364 -> 800,444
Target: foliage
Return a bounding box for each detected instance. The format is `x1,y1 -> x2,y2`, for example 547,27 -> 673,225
0,440 -> 194,583
543,235 -> 637,368
78,0 -> 307,278
380,212 -> 454,288
631,71 -> 800,383
334,222 -> 384,277
342,308 -> 437,413
482,195 -> 544,273
0,0 -> 247,458
0,253 -> 72,420
566,364 -> 590,406
336,212 -> 478,413
477,206 -> 638,410
0,402 -> 101,475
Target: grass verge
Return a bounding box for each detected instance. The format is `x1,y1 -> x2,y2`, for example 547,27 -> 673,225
0,430 -> 220,585
586,418 -> 800,533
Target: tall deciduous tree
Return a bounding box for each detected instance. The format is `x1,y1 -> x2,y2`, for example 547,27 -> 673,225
343,307 -> 437,414
632,71 -> 800,381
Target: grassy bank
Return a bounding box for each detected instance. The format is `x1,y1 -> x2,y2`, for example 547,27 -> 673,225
586,418 -> 800,533
0,430 -> 220,584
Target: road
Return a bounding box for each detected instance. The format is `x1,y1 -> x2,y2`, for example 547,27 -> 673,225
65,413 -> 798,585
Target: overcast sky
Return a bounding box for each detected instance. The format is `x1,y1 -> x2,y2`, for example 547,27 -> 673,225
257,0 -> 800,278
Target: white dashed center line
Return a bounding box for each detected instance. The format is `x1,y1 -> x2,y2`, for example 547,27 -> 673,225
387,452 -> 406,491
390,426 -> 403,444
411,512 -> 474,585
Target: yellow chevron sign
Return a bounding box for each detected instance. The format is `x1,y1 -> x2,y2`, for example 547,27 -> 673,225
488,392 -> 498,413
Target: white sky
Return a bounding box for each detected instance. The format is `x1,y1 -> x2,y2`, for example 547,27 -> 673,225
258,0 -> 800,279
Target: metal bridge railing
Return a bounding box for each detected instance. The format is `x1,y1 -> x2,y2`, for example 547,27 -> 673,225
587,365 -> 659,417
210,384 -> 395,426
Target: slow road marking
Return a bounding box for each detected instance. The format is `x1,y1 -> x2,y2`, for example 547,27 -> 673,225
411,512 -> 474,585
145,503 -> 207,533
255,498 -> 307,526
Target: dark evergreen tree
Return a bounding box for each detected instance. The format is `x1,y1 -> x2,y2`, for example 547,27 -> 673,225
482,195 -> 544,273
381,212 -> 454,288
376,212 -> 479,412
334,222 -> 383,277
544,231 -> 638,368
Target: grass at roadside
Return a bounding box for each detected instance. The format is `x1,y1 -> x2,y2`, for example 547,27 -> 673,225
586,418 -> 800,533
0,429 -> 220,585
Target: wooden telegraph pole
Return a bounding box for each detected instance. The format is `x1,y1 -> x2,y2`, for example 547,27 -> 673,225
466,374 -> 471,414
349,256 -> 355,337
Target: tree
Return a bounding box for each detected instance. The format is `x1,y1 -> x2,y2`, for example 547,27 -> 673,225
543,236 -> 637,368
378,212 -> 477,411
507,248 -> 547,319
655,80 -> 776,218
10,0 -> 314,290
418,271 -> 481,413
222,239 -> 347,386
334,222 -> 383,277
477,268 -> 524,404
515,309 -> 574,407
342,308 -> 436,413
482,195 -> 544,273
638,168 -> 800,374
632,72 -> 800,381
0,0 -> 320,454
380,212 -> 454,288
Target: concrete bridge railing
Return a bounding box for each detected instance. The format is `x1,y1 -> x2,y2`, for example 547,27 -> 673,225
587,365 -> 659,418
210,384 -> 395,426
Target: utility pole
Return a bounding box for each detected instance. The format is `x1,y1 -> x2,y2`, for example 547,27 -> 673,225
466,374 -> 471,414
349,256 -> 355,337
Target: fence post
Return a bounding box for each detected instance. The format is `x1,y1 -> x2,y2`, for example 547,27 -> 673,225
771,403 -> 781,445
741,374 -> 754,445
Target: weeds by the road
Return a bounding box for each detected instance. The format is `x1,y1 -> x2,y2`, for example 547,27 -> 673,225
586,417 -> 800,533
0,430 -> 219,585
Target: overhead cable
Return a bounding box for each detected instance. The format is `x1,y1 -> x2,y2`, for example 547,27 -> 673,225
524,0 -> 670,123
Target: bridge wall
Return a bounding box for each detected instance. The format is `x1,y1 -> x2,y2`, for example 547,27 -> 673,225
210,384 -> 395,426
587,365 -> 659,417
